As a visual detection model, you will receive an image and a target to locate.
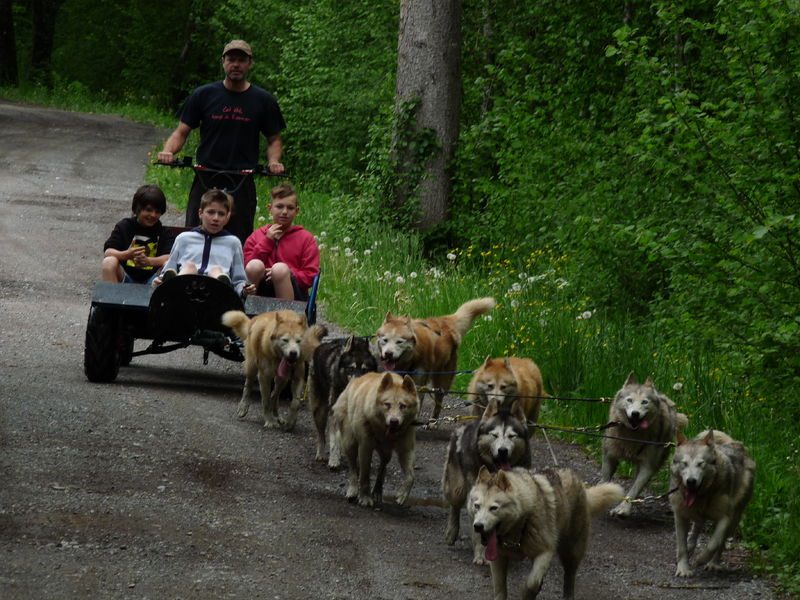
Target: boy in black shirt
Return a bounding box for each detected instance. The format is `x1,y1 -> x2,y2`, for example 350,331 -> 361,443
102,185 -> 174,284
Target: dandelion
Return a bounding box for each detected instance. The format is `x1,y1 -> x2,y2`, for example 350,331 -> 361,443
352,258 -> 359,265
447,252 -> 457,261
409,271 -> 418,279
257,215 -> 266,223
320,231 -> 327,238
518,272 -> 527,280
383,270 -> 392,279
364,249 -> 371,257
318,243 -> 326,250
344,247 -> 353,257
673,382 -> 684,391
511,282 -> 522,292
343,236 -> 351,244
330,246 -> 339,253
510,299 -> 519,308
396,276 -> 405,284
577,310 -> 593,320
484,314 -> 493,321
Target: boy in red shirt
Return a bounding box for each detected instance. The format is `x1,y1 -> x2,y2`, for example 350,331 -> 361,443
243,184 -> 319,300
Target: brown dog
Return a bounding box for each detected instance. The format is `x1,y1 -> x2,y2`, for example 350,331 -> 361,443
468,356 -> 546,424
376,297 -> 496,421
222,309 -> 326,431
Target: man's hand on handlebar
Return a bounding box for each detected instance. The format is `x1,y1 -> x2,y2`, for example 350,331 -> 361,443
157,151 -> 175,164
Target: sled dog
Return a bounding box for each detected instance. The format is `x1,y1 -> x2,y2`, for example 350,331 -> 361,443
468,356 -> 546,424
222,309 -> 326,431
331,371 -> 419,507
376,297 -> 495,420
308,335 -> 378,467
469,466 -> 623,600
670,429 -> 756,577
442,399 -> 532,564
601,372 -> 688,516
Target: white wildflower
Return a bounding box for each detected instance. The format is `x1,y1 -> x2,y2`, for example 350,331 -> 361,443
510,299 -> 519,308
511,282 -> 522,292
343,236 -> 351,244
555,277 -> 568,289
484,314 -> 493,321
577,310 -> 593,320
409,271 -> 418,279
344,247 -> 353,257
363,249 -> 371,257
673,382 -> 684,391
257,215 -> 266,223
447,252 -> 457,261
396,276 -> 405,284
330,246 -> 339,253
318,243 -> 326,251
320,231 -> 327,238
352,258 -> 359,265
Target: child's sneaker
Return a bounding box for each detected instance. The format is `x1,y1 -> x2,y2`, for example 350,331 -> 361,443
217,273 -> 232,287
161,268 -> 178,282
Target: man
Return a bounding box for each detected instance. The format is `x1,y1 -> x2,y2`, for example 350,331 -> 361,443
157,39 -> 286,244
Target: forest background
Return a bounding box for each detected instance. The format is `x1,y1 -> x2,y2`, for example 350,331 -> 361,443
2,0 -> 798,594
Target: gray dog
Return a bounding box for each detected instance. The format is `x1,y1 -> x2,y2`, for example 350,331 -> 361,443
308,335 -> 377,467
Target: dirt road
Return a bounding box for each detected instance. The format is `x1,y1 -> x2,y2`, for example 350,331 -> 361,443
0,101 -> 777,599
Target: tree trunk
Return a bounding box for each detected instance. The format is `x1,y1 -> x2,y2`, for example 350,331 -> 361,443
31,0 -> 64,86
394,0 -> 463,230
0,0 -> 18,85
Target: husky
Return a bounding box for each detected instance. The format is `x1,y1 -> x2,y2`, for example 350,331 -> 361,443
468,356 -> 547,424
469,466 -> 623,600
376,297 -> 495,421
601,372 -> 689,516
307,335 -> 378,467
442,399 -> 532,564
670,429 -> 756,577
331,371 -> 419,507
222,309 -> 326,431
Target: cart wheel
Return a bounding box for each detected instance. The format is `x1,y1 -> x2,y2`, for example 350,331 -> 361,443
118,333 -> 134,366
84,305 -> 120,382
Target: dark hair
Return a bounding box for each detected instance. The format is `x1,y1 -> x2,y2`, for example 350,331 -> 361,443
200,188 -> 233,213
131,184 -> 167,215
270,183 -> 297,203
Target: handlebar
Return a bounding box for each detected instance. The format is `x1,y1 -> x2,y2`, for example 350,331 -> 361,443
155,156 -> 287,177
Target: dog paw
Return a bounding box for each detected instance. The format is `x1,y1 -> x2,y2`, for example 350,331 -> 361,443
236,402 -> 250,419
262,419 -> 282,430
703,561 -> 725,572
675,561 -> 693,578
445,529 -> 457,546
394,491 -> 409,506
610,502 -> 632,518
472,555 -> 488,566
358,495 -> 374,508
327,460 -> 341,472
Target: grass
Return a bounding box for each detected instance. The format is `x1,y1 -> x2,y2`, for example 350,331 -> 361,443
5,87 -> 797,595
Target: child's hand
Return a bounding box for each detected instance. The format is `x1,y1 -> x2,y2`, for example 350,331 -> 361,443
243,283 -> 257,296
127,246 -> 145,261
267,223 -> 286,241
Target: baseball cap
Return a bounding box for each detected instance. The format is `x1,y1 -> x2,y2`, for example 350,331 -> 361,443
222,40 -> 253,58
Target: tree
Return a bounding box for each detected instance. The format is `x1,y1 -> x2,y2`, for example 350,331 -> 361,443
31,0 -> 65,85
394,0 -> 463,229
0,0 -> 18,85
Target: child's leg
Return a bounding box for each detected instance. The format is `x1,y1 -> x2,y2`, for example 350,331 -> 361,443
245,259 -> 266,285
270,262 -> 294,300
180,261 -> 198,275
101,256 -> 124,282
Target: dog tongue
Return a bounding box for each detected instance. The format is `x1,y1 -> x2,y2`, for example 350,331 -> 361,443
683,488 -> 697,508
277,358 -> 291,380
484,530 -> 499,562
499,462 -> 512,472
639,419 -> 650,430
383,359 -> 397,372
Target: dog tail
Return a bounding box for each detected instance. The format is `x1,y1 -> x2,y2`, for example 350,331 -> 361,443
452,297 -> 496,337
302,324 -> 328,360
222,310 -> 251,340
586,482 -> 625,517
676,412 -> 689,434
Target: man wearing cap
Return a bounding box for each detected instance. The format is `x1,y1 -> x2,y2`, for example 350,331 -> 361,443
157,40 -> 286,244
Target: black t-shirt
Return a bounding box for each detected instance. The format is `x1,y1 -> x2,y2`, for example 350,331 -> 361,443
178,81 -> 286,169
103,217 -> 174,283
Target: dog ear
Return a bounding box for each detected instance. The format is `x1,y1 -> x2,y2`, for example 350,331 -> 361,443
703,429 -> 715,447
401,374 -> 417,395
482,398 -> 499,419
503,357 -> 512,369
510,399 -> 527,425
483,355 -> 493,367
495,470 -> 512,491
625,371 -> 638,385
383,311 -> 393,322
676,429 -> 688,445
378,372 -> 395,392
643,375 -> 655,388
344,335 -> 354,353
477,465 -> 492,482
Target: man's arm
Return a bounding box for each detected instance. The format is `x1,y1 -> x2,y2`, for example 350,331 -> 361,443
266,134 -> 284,174
157,122 -> 192,163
